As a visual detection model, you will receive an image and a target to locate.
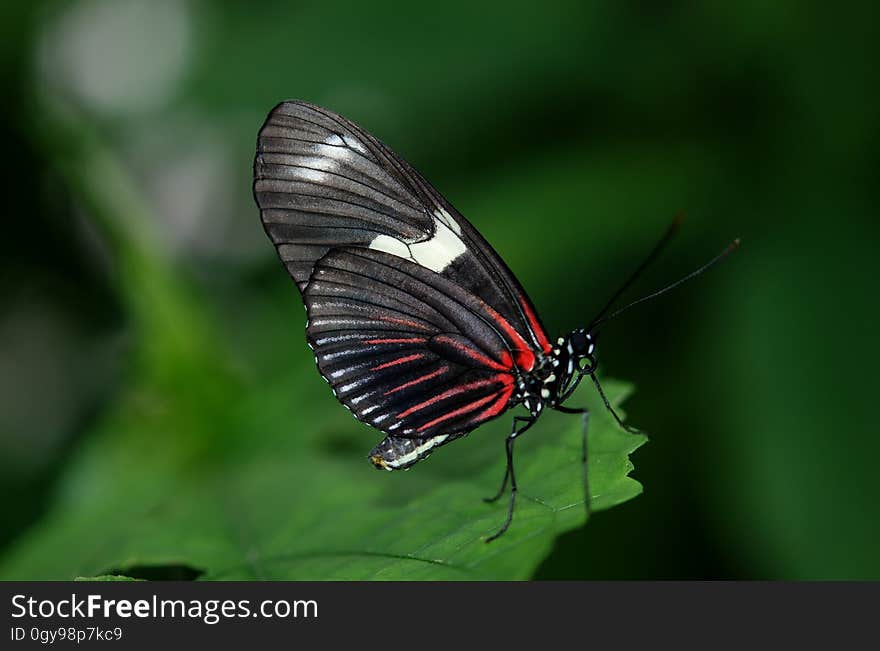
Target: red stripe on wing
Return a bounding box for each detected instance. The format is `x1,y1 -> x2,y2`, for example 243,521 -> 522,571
518,295 -> 552,353
396,374 -> 512,419
415,393 -> 499,432
377,315 -> 433,331
364,337 -> 428,345
432,334 -> 511,372
370,353 -> 425,370
480,302 -> 536,371
471,383 -> 515,423
383,366 -> 449,395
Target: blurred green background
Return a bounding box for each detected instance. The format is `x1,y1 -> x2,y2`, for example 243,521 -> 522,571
1,0 -> 877,579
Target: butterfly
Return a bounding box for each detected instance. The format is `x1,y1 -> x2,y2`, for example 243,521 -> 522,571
252,101 -> 737,540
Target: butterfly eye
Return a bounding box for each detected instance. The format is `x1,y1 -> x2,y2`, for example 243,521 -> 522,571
577,355 -> 596,373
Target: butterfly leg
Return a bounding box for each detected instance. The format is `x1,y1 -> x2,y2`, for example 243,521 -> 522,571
485,416 -> 535,543
556,405 -> 591,519
483,416 -> 533,503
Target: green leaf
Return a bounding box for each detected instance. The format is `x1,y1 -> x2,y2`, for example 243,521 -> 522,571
0,376 -> 643,581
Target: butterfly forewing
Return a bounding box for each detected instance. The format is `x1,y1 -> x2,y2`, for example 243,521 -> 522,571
253,101 -> 552,358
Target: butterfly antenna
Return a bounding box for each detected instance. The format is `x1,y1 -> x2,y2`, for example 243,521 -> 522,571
588,214 -> 683,329
591,238 -> 740,331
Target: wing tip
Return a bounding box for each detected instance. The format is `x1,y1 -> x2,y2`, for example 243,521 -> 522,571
265,99 -> 342,123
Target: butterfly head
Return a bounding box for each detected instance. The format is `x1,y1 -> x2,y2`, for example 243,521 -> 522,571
569,328 -> 596,365
561,328 -> 598,381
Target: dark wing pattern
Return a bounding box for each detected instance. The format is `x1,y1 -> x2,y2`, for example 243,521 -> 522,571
253,100 -> 553,362
307,247 -> 518,439
253,101 -> 554,469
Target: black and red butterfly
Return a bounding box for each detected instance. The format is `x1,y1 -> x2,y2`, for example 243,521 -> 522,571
253,101 -> 736,540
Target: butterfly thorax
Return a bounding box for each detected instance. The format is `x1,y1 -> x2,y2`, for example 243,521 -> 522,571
514,329 -> 595,417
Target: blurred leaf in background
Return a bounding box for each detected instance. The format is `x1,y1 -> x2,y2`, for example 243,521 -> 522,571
1,0 -> 878,579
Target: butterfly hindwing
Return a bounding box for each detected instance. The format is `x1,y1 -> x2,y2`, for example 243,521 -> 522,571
306,248 -> 517,442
